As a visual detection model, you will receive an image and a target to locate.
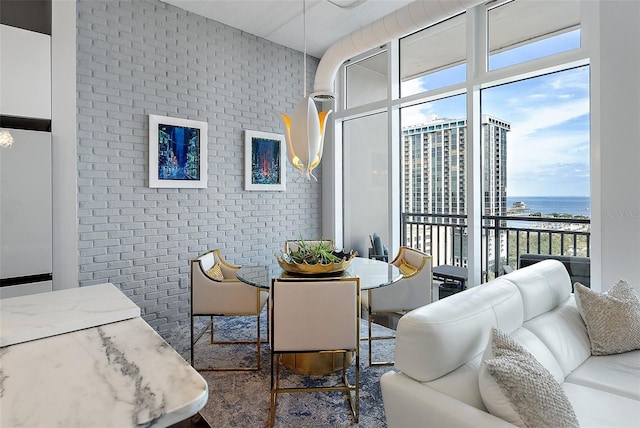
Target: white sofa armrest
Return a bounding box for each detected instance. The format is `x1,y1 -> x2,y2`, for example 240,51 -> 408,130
381,371 -> 516,428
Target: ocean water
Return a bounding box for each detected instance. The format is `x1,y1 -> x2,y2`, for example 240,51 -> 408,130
507,196 -> 590,217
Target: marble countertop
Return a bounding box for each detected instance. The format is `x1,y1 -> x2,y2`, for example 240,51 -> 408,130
0,283 -> 140,347
0,285 -> 208,427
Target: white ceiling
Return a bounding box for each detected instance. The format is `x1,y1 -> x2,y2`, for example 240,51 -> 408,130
162,0 -> 415,59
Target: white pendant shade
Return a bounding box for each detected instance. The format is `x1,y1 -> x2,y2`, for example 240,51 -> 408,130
281,96 -> 332,181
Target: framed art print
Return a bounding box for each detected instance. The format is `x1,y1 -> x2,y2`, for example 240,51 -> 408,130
244,130 -> 286,191
149,114 -> 207,188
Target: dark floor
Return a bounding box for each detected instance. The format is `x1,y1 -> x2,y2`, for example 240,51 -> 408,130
169,412 -> 212,428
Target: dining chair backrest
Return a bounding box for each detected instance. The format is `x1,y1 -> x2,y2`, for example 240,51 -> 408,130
191,249 -> 263,316
369,246 -> 433,312
283,239 -> 335,253
270,278 -> 359,352
190,248 -> 268,371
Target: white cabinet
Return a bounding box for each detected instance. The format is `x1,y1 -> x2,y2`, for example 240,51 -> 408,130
0,128 -> 52,297
0,24 -> 51,119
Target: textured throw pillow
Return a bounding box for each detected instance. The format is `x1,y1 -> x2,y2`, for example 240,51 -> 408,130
398,259 -> 417,276
574,280 -> 640,355
478,328 -> 579,428
207,263 -> 224,281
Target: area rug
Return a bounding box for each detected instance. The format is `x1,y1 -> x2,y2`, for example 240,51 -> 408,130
163,311 -> 396,427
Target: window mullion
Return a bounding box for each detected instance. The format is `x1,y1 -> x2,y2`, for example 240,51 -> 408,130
465,3 -> 486,286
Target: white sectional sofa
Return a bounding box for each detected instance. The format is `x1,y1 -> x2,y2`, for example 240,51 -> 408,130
381,260 -> 640,427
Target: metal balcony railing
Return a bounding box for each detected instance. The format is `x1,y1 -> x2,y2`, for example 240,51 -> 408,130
401,212 -> 590,282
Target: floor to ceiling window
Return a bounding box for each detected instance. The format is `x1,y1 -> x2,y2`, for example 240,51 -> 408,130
400,95 -> 467,266
481,66 -> 590,278
343,112 -> 389,257
346,50 -> 388,109
336,0 -> 589,283
400,13 -> 466,97
487,0 -> 581,71
342,48 -> 390,257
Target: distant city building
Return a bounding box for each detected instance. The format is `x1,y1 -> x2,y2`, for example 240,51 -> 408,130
402,115 -> 511,267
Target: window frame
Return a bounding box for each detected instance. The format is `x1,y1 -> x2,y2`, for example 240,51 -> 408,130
333,1 -> 591,285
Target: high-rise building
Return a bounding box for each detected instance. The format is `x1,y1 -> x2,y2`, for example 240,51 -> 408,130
402,115 -> 511,266
402,115 -> 511,215
482,116 -> 511,218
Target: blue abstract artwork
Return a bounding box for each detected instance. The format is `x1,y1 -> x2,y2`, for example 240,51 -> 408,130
251,137 -> 281,185
157,124 -> 201,181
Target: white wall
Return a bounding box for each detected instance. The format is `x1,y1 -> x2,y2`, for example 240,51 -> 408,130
0,25 -> 51,119
75,0 -> 322,332
591,1 -> 640,292
51,0 -> 78,290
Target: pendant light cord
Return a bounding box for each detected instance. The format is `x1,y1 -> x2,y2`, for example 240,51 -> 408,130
303,0 -> 307,98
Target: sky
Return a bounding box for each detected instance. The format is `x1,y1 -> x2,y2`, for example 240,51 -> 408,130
400,30 -> 590,197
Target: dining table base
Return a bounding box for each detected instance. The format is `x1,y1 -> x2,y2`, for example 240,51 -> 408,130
281,351 -> 354,376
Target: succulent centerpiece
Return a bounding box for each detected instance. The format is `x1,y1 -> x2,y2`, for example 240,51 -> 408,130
276,239 -> 357,275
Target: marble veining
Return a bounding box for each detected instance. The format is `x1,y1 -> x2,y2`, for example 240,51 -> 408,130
0,283 -> 140,347
0,317 -> 208,427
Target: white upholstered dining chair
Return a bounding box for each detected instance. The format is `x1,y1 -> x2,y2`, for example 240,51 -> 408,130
361,246 -> 432,366
190,249 -> 268,371
269,277 -> 360,427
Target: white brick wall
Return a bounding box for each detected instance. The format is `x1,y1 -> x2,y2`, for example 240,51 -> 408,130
76,0 -> 323,333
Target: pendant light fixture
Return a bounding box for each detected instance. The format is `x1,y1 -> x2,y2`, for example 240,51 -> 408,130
281,0 -> 332,181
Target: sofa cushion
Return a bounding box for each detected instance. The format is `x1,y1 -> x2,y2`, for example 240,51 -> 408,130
574,280 -> 640,355
518,254 -> 590,289
510,327 -> 564,383
425,353 -> 487,411
478,328 -> 579,428
562,382 -> 640,428
565,349 -> 640,400
522,298 -> 591,376
395,278 -> 523,382
505,259 -> 572,321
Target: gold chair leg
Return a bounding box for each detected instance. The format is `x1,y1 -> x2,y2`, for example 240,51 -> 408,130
338,351 -> 359,423
191,318 -> 214,367
209,315 -> 214,344
362,308 -> 395,366
269,354 -> 280,427
368,313 -> 373,365
193,316 -> 262,371
269,351 -> 359,425
354,350 -> 360,422
266,300 -> 270,343
256,312 -> 261,371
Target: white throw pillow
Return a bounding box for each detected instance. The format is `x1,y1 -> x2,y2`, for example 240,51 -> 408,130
478,328 -> 579,428
574,280 -> 640,355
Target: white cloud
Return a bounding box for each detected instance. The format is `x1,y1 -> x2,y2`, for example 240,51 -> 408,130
401,102 -> 436,128
506,98 -> 589,142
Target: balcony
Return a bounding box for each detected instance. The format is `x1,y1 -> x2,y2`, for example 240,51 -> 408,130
401,212 -> 590,282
